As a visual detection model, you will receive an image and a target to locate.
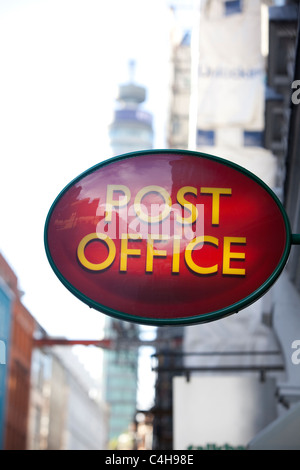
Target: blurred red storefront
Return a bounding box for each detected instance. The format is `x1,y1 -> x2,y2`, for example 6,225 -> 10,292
0,253 -> 36,450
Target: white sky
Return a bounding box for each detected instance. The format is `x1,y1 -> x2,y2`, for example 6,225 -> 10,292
0,0 -> 194,408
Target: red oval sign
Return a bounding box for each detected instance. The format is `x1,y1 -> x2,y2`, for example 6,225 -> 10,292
44,150 -> 291,325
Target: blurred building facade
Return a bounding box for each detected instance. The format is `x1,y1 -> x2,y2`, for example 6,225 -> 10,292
28,345 -> 109,450
153,0 -> 300,450
248,0 -> 300,448
167,30 -> 191,149
0,253 -> 36,449
0,253 -> 109,450
0,264 -> 13,449
0,258 -> 13,449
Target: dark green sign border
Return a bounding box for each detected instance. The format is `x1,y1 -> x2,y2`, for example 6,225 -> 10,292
44,149 -> 298,326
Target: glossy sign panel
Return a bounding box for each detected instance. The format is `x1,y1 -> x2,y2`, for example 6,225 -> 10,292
44,150 -> 291,325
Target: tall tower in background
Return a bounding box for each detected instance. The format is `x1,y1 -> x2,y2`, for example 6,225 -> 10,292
103,63 -> 154,447
109,60 -> 153,156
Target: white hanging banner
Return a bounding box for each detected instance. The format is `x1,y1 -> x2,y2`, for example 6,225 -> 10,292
197,0 -> 264,130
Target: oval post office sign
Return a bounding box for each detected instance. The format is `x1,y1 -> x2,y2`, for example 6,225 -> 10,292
44,150 -> 295,326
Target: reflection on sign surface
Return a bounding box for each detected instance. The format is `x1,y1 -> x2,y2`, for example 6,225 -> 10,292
44,150 -> 291,325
